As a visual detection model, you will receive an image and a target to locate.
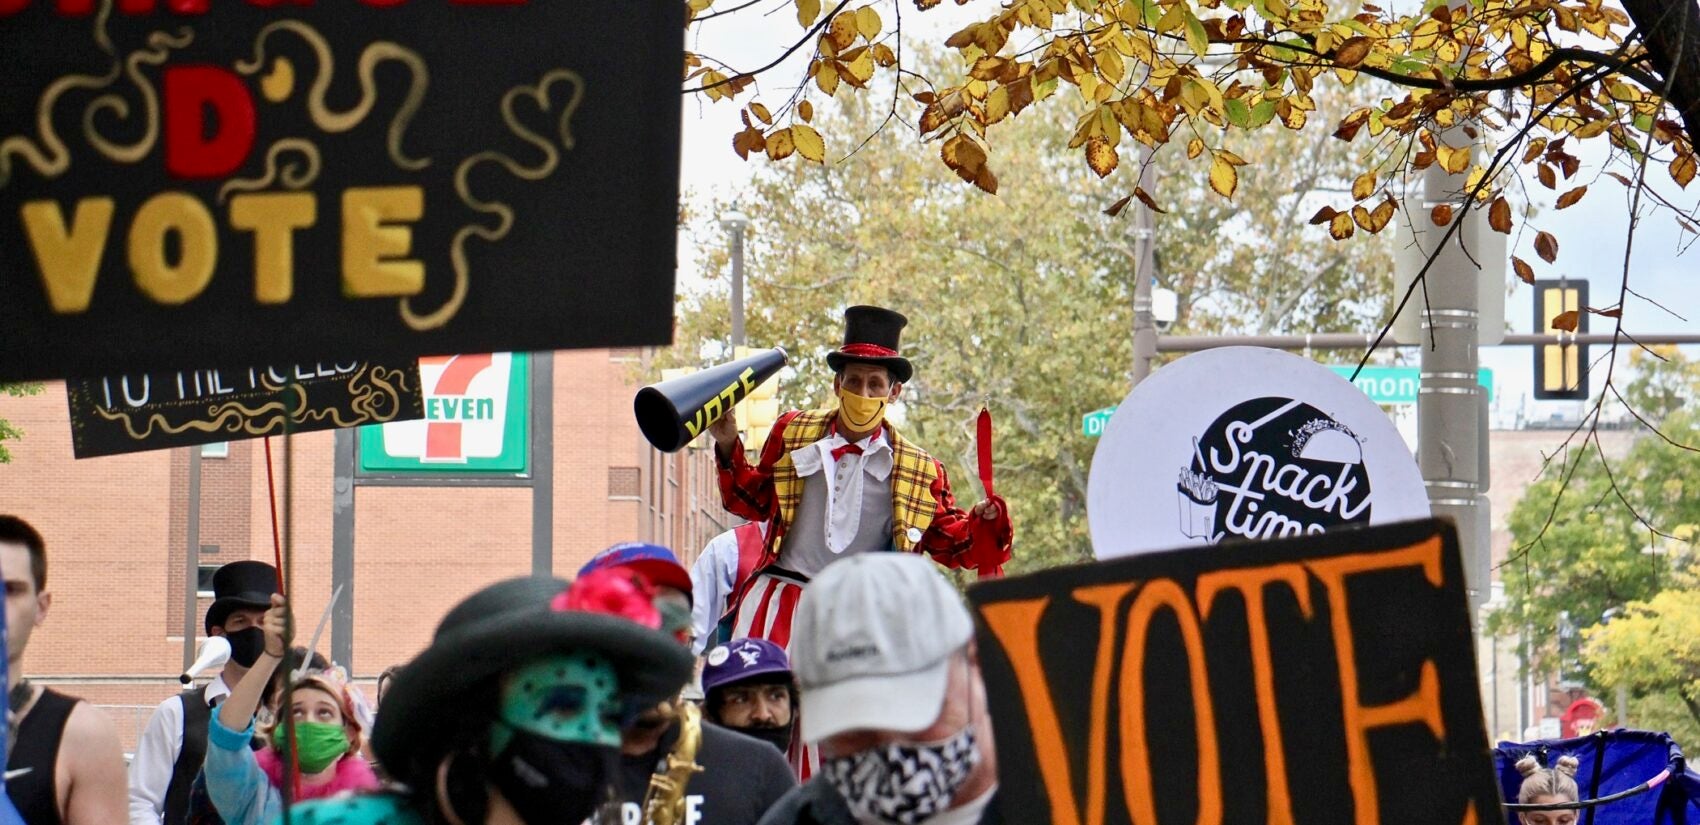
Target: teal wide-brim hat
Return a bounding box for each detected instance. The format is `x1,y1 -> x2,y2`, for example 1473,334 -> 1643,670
371,575 -> 693,783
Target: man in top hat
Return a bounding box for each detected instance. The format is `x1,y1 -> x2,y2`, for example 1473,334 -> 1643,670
129,561 -> 278,825
707,305 -> 1012,653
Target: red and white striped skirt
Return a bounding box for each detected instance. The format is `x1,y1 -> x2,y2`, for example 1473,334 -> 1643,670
730,569 -> 819,780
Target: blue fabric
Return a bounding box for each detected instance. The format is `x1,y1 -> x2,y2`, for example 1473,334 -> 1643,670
272,793 -> 424,825
205,715 -> 280,825
1495,730 -> 1700,824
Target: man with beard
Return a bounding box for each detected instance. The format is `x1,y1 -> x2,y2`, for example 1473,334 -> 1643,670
582,546 -> 797,824
701,638 -> 799,764
757,554 -> 1002,825
129,561 -> 279,825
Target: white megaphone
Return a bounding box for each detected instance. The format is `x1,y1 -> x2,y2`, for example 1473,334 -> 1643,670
180,636 -> 231,684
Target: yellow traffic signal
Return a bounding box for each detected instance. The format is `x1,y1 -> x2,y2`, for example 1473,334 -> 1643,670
1533,280 -> 1587,400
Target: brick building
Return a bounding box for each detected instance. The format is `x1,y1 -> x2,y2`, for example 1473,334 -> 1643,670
0,348 -> 730,752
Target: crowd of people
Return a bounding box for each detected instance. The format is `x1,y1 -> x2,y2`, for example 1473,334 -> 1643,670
0,306 -> 1591,824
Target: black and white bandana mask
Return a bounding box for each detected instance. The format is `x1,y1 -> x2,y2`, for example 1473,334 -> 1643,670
822,725 -> 981,825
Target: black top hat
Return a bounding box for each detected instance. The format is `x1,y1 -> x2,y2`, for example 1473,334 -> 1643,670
371,576 -> 694,786
824,306 -> 913,384
204,561 -> 279,634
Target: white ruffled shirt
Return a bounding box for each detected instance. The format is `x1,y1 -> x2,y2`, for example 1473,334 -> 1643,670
789,428 -> 894,557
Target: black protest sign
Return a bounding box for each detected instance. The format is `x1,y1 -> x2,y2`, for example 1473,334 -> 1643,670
0,1 -> 683,382
65,360 -> 423,459
968,519 -> 1501,825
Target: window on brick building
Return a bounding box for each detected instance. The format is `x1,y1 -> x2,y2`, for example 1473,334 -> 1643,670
609,467 -> 640,499
195,565 -> 219,597
201,442 -> 229,458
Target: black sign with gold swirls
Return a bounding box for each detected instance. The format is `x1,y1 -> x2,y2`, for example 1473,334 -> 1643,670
65,360 -> 423,459
0,1 -> 683,382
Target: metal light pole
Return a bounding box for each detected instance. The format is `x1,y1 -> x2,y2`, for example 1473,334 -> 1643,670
1602,606 -> 1630,727
1418,78 -> 1489,617
721,204 -> 750,349
1130,147 -> 1158,386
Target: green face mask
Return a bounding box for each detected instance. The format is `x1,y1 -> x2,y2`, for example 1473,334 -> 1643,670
491,651 -> 623,755
273,721 -> 351,775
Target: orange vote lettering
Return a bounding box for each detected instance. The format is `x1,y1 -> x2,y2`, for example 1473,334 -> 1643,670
980,537 -> 1456,825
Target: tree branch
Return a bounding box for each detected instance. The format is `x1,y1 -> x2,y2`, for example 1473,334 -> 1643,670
1233,37 -> 1662,95
685,0 -> 854,95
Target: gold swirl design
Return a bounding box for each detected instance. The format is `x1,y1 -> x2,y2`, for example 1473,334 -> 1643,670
218,138 -> 322,204
403,69 -> 585,331
83,27 -> 194,165
0,0 -> 121,188
90,364 -> 414,441
92,388 -> 300,440
235,21 -> 430,171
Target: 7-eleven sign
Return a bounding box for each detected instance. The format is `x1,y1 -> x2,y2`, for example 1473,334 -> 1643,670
358,353 -> 529,474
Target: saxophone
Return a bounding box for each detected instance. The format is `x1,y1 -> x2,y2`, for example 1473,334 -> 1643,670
642,701 -> 706,825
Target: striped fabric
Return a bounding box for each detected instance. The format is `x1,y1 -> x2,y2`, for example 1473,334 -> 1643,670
732,569 -> 819,781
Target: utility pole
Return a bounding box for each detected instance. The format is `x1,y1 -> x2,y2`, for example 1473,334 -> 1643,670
1131,146 -> 1158,386
1418,76 -> 1490,617
722,204 -> 750,349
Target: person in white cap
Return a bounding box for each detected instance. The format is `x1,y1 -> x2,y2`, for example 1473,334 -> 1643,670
756,553 -> 1001,825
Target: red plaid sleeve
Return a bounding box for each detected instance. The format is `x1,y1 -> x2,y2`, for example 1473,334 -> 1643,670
715,412 -> 799,522
918,460 -> 1012,569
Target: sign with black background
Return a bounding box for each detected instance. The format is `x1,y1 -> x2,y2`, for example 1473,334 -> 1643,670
967,519 -> 1502,825
0,1 -> 683,382
66,359 -> 423,458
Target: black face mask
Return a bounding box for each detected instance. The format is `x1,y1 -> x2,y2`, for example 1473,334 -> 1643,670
487,724 -> 617,825
739,723 -> 795,754
223,627 -> 265,668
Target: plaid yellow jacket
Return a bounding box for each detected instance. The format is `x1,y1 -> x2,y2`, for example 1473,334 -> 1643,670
717,407 -> 994,565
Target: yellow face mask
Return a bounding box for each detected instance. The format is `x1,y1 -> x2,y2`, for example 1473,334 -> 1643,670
837,387 -> 888,432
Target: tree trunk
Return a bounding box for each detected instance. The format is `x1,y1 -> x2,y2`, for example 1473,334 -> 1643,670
1619,0 -> 1700,149
1678,688 -> 1700,729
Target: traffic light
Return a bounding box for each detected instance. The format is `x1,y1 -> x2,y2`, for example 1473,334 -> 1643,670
732,346 -> 781,450
1533,280 -> 1588,400
650,350 -> 782,450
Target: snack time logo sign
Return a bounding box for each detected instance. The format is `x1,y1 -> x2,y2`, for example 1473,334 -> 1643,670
0,0 -> 683,382
359,352 -> 526,474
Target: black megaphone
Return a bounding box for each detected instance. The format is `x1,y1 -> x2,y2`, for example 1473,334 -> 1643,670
635,347 -> 788,452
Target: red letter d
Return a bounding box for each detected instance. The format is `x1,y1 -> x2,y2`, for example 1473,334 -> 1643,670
165,65 -> 255,179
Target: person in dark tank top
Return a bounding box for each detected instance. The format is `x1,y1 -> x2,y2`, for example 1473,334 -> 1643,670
1,516 -> 127,825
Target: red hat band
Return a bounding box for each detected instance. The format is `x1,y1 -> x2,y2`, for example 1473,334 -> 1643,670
839,343 -> 898,358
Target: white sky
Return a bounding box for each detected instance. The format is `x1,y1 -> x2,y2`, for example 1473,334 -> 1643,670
676,4 -> 1700,431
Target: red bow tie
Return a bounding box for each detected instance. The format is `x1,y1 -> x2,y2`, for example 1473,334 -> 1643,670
831,443 -> 864,462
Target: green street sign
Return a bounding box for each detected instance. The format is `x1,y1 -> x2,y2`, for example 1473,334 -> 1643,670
1082,406 -> 1117,437
1327,365 -> 1493,405
358,353 -> 530,475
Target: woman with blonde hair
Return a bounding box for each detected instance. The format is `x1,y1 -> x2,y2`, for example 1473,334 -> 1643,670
1515,754 -> 1581,825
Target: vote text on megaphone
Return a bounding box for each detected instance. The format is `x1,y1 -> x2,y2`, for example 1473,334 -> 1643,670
634,347 -> 787,452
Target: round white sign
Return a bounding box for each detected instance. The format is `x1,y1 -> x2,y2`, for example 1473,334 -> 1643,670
1087,347 -> 1429,559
